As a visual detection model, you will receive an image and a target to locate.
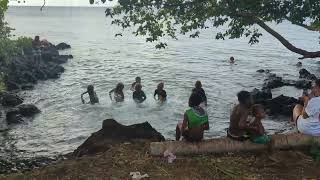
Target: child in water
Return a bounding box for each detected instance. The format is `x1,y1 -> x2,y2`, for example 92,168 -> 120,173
81,85 -> 99,104
131,76 -> 141,91
229,56 -> 235,64
192,81 -> 207,106
154,82 -> 167,102
109,83 -> 125,102
133,83 -> 146,103
248,104 -> 272,144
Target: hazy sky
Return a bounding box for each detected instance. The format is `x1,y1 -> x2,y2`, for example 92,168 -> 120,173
8,0 -> 115,6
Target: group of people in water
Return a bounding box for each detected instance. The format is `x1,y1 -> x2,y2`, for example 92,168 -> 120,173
81,75 -> 320,144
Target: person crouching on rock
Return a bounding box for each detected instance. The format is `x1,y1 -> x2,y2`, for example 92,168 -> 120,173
227,91 -> 255,141
248,104 -> 272,144
133,83 -> 146,103
109,83 -> 125,102
81,85 -> 99,104
175,93 -> 209,142
154,82 -> 167,102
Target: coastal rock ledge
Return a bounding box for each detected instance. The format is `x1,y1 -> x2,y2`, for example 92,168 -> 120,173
73,119 -> 165,157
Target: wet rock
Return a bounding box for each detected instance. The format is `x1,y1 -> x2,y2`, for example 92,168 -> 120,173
52,56 -> 68,64
294,80 -> 312,89
73,119 -> 165,157
18,104 -> 40,117
251,88 -> 272,104
21,84 -> 34,90
257,69 -> 265,73
262,74 -> 284,89
265,95 -> 302,116
299,68 -> 317,80
0,92 -> 23,107
6,109 -> 24,124
6,81 -> 20,91
56,42 -> 71,50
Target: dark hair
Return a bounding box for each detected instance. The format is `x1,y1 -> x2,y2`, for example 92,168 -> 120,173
252,104 -> 264,117
116,83 -> 124,92
189,93 -> 202,107
35,36 -> 40,41
195,81 -> 202,89
135,77 -> 141,82
87,85 -> 94,92
315,79 -> 320,87
237,91 -> 251,105
230,56 -> 234,60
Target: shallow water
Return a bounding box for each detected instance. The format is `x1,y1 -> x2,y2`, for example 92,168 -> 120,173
1,6 -> 320,158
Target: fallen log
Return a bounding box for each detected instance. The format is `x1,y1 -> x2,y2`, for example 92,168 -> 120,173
150,133 -> 320,156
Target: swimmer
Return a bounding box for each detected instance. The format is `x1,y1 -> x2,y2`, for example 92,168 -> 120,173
296,62 -> 302,67
192,81 -> 207,106
81,85 -> 99,104
154,82 -> 167,102
229,56 -> 235,64
109,83 -> 125,102
131,76 -> 141,91
133,83 -> 146,103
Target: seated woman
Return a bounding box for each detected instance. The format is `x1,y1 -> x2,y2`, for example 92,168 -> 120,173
175,93 -> 209,142
293,79 -> 320,136
227,91 -> 255,141
81,85 -> 99,105
109,83 -> 125,102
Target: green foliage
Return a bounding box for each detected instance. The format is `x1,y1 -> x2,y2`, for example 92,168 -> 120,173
0,0 -> 10,38
92,0 -> 320,50
309,138 -> 320,163
0,37 -> 32,64
15,36 -> 33,49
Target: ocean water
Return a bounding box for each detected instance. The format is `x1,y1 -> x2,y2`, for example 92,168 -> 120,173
1,6 -> 320,158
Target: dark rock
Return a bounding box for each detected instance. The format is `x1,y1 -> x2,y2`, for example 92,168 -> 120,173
265,95 -> 302,116
0,92 -> 23,107
6,108 -> 23,124
257,69 -> 265,73
52,56 -> 68,64
21,84 -> 34,90
34,69 -> 48,80
47,65 -> 65,79
6,81 -> 20,91
56,42 -> 71,50
73,119 -> 165,157
299,68 -> 317,80
295,80 -> 312,89
22,72 -> 37,84
251,88 -> 272,104
18,104 -> 40,117
263,74 -> 284,89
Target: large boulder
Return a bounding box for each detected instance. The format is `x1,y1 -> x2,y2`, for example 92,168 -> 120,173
56,43 -> 71,50
265,95 -> 302,116
251,88 -> 272,104
0,92 -> 23,107
73,119 -> 165,157
262,74 -> 284,89
18,104 -> 40,117
299,69 -> 317,80
6,108 -> 23,124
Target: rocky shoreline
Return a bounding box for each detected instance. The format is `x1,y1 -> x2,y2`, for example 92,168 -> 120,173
0,41 -> 72,174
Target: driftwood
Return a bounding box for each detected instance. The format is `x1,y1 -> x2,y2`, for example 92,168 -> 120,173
150,133 -> 320,156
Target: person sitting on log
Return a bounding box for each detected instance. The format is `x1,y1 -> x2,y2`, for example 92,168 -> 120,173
154,82 -> 167,102
131,76 -> 141,91
192,80 -> 207,107
175,93 -> 209,142
248,104 -> 272,144
293,79 -> 320,136
227,91 -> 255,141
109,83 -> 125,102
133,83 -> 146,103
81,85 -> 99,105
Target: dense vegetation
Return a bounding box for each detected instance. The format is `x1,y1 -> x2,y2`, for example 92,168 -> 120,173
91,0 -> 320,59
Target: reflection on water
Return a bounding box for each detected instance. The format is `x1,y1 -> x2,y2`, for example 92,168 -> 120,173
1,6 -> 320,158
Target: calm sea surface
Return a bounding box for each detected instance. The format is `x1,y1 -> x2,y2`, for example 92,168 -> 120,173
1,6 -> 320,158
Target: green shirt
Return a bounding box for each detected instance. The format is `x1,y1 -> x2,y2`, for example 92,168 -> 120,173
186,108 -> 208,129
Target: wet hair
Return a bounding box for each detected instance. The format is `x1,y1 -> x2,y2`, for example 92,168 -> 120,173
237,91 -> 251,105
116,83 -> 124,92
252,104 -> 264,117
195,81 -> 202,89
87,85 -> 94,92
230,56 -> 235,61
315,79 -> 320,87
157,82 -> 164,90
135,83 -> 142,91
34,36 -> 40,41
135,77 -> 141,82
188,93 -> 202,107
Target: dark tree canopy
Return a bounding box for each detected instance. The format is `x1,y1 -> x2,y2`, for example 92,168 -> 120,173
91,0 -> 320,59
0,0 -> 10,38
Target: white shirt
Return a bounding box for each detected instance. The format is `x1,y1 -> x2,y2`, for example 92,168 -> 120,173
298,96 -> 320,136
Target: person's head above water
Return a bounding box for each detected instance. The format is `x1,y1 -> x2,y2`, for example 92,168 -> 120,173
296,62 -> 302,67
195,81 -> 202,89
87,85 -> 94,93
189,93 -> 202,107
237,90 -> 252,107
135,83 -> 142,91
230,56 -> 235,63
116,83 -> 124,91
135,77 -> 141,83
252,104 -> 266,119
157,82 -> 164,90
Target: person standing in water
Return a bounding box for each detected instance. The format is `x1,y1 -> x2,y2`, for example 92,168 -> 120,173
175,93 -> 209,142
192,81 -> 207,106
131,77 -> 141,91
81,85 -> 99,104
154,82 -> 167,102
133,83 -> 146,103
229,56 -> 235,64
109,83 -> 125,102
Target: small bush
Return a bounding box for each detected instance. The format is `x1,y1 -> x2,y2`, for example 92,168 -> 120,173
0,38 -> 21,64
15,36 -> 33,49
